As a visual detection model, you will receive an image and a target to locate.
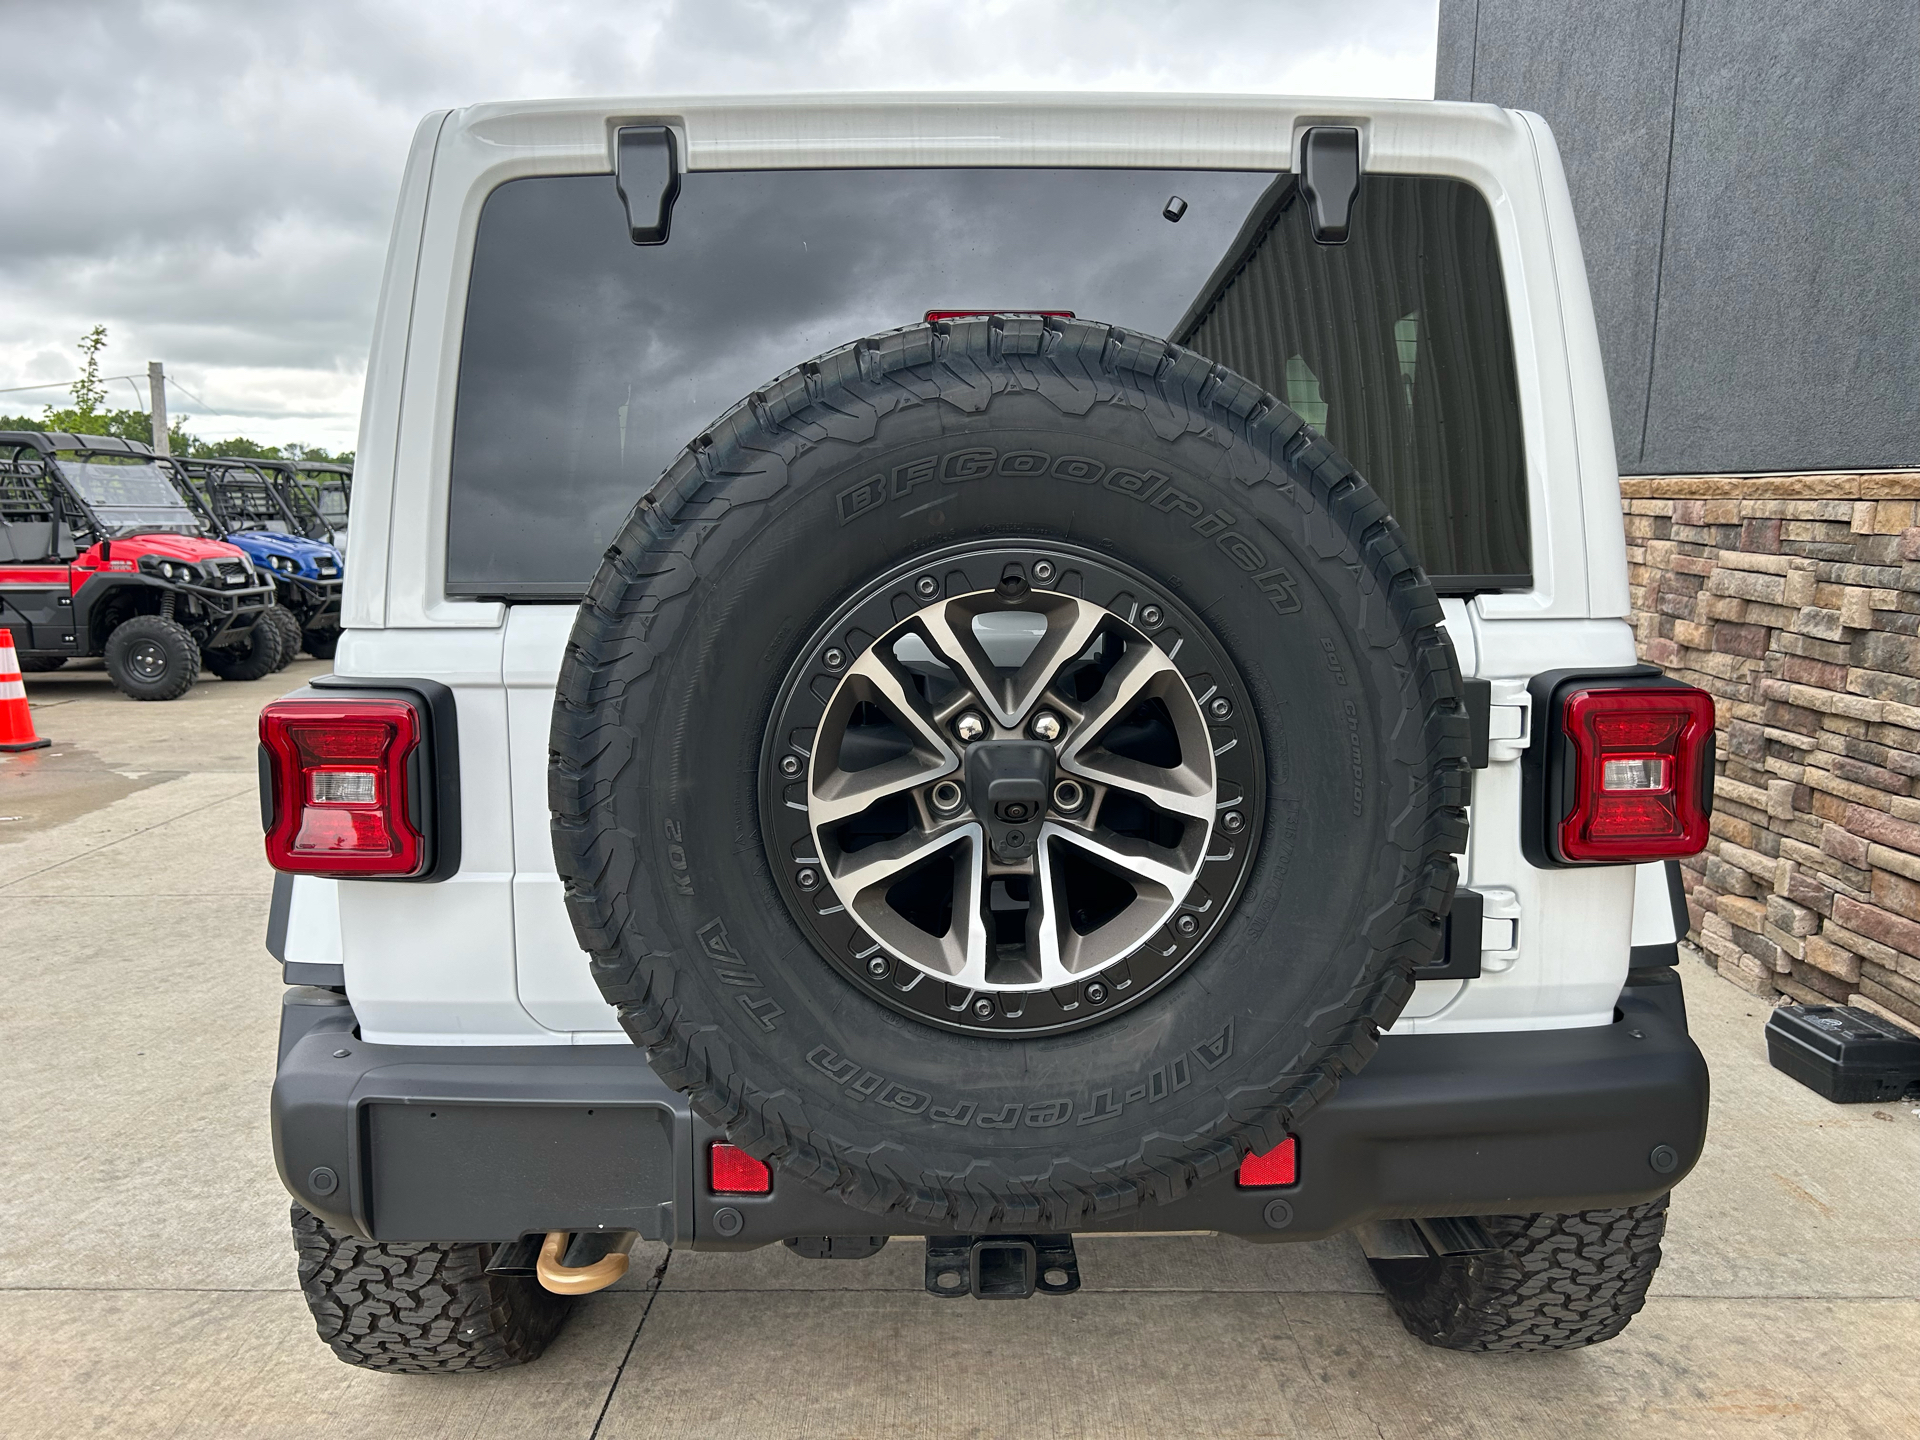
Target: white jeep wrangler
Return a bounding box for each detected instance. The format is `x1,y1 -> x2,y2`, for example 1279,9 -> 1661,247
261,93 -> 1713,1372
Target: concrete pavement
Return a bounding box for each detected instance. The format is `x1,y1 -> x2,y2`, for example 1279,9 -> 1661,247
2,659 -> 1917,1438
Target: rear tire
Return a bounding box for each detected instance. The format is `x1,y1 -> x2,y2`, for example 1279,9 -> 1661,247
204,616 -> 284,681
102,615 -> 200,701
16,654 -> 65,673
263,606 -> 303,671
291,1205 -> 573,1374
1369,1196 -> 1669,1352
301,626 -> 339,660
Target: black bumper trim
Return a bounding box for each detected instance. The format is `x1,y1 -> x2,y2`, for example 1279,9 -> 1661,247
272,972 -> 1708,1247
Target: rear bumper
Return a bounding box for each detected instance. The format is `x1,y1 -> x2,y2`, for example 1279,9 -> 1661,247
272,969 -> 1708,1248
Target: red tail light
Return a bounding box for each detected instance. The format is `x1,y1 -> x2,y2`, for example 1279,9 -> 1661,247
1236,1137 -> 1297,1189
1556,685 -> 1714,863
709,1143 -> 771,1195
260,698 -> 425,876
924,309 -> 1075,322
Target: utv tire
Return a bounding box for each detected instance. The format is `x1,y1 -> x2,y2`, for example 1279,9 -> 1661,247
301,626 -> 340,660
552,317 -> 1471,1234
291,1205 -> 572,1374
103,615 -> 200,701
204,616 -> 284,681
263,606 -> 304,672
15,654 -> 65,673
1370,1196 -> 1669,1352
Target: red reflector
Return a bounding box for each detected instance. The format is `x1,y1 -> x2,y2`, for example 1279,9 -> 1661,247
260,698 -> 424,877
1558,685 -> 1715,863
924,309 -> 1076,322
1236,1137 -> 1297,1188
709,1143 -> 771,1195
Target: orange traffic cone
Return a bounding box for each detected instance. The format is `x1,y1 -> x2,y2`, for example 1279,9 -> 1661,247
0,627 -> 51,752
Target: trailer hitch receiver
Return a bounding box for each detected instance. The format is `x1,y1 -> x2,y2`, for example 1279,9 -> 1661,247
925,1233 -> 1081,1299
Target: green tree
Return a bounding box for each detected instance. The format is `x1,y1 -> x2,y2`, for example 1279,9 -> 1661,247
43,324 -> 125,438
69,325 -> 109,416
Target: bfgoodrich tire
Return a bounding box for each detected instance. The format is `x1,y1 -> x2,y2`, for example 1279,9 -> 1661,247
291,1205 -> 570,1373
551,317 -> 1471,1233
1370,1197 -> 1670,1352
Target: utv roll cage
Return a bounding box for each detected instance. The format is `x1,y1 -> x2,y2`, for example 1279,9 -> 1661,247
178,457 -> 308,536
0,432 -> 218,545
250,458 -> 351,545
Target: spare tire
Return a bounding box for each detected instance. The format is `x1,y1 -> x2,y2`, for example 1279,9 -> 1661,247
551,317 -> 1470,1233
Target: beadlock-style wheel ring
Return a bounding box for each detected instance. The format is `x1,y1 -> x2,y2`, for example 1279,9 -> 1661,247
761,540 -> 1263,1037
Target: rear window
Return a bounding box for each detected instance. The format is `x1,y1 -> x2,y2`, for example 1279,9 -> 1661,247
448,167 -> 1529,599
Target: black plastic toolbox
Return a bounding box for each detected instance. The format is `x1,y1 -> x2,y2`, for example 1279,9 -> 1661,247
1765,1003 -> 1920,1103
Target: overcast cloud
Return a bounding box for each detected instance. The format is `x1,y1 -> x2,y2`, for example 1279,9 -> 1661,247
0,0 -> 1437,452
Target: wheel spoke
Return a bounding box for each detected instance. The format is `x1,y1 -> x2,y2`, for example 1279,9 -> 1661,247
830,824 -> 964,896
1047,823 -> 1193,900
809,645 -> 957,827
913,594 -> 1106,729
1058,639 -> 1215,820
842,825 -> 987,982
1059,640 -> 1178,754
1036,823 -> 1192,979
1068,755 -> 1214,821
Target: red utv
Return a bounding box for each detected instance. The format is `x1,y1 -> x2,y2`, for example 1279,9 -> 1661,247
0,432 -> 279,700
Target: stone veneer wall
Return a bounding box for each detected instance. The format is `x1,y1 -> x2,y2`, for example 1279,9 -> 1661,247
1622,472 -> 1920,1037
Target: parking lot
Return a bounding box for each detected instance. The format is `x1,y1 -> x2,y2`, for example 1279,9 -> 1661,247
2,661 -> 1917,1439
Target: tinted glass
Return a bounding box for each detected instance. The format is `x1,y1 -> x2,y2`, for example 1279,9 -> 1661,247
1177,175 -> 1529,585
449,167 -> 1529,597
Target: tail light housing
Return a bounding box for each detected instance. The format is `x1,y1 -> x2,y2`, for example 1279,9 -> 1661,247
260,683 -> 456,879
1524,668 -> 1715,867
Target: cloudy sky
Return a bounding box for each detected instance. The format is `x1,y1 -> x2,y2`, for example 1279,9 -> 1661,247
0,0 -> 1437,453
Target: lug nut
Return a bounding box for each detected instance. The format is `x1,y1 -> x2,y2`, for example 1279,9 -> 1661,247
823,647 -> 846,670
866,956 -> 890,978
1032,560 -> 1055,582
1140,605 -> 1163,627
1052,779 -> 1084,812
955,712 -> 986,742
1175,914 -> 1198,936
931,780 -> 964,812
916,576 -> 940,598
779,755 -> 801,776
1221,810 -> 1245,833
1209,696 -> 1233,720
1084,981 -> 1109,1005
1030,711 -> 1062,741
796,868 -> 819,891
972,997 -> 996,1019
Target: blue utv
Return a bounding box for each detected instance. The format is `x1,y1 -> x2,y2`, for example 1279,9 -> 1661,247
175,458 -> 345,661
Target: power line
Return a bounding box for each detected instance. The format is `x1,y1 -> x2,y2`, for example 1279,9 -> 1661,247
166,379 -> 216,412
0,373 -> 148,396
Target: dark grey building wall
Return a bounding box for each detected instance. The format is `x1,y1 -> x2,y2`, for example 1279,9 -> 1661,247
1437,0 -> 1918,475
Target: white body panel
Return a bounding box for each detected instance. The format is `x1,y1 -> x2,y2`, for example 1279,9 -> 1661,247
306,93 -> 1650,1045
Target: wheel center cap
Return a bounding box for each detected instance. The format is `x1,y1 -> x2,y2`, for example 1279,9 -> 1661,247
964,740 -> 1054,863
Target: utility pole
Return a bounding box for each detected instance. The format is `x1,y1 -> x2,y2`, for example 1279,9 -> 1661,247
148,361 -> 169,457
